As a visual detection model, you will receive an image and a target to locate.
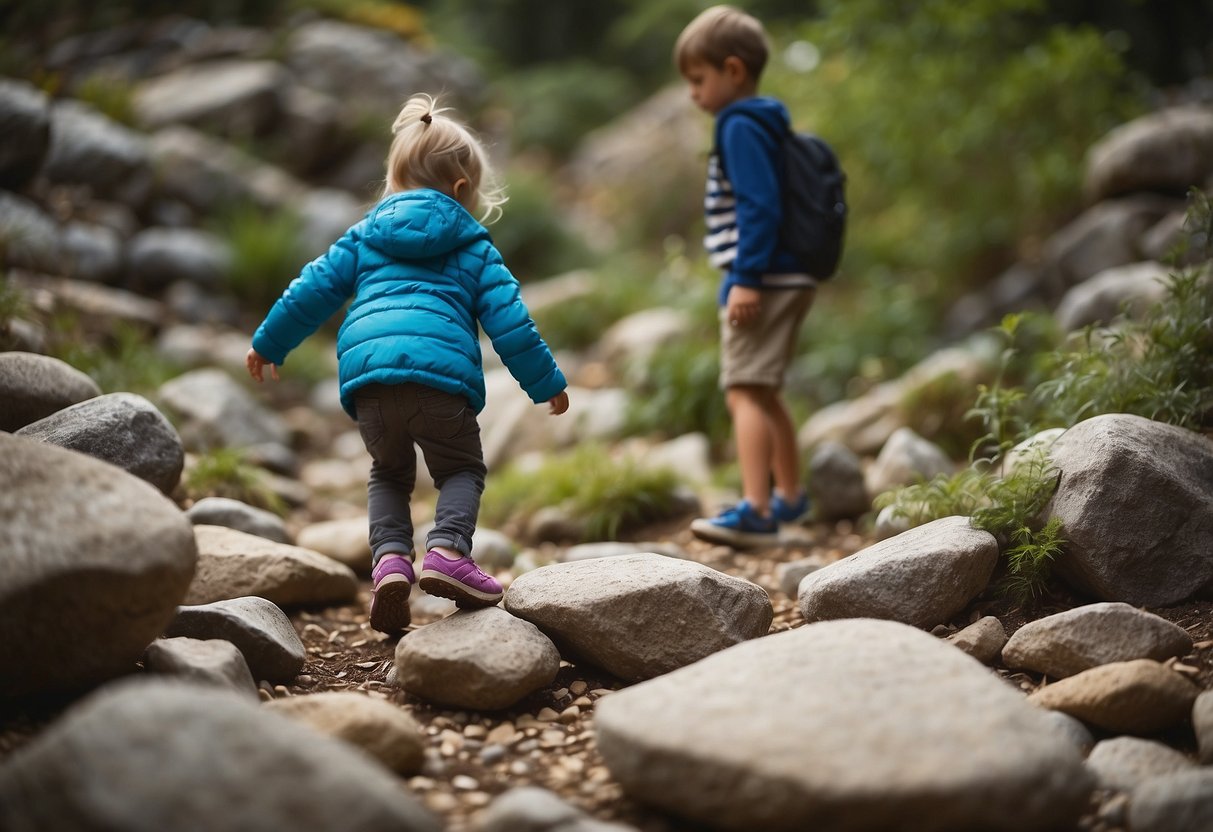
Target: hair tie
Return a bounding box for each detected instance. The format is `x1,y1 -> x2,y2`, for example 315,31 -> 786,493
420,113 -> 432,125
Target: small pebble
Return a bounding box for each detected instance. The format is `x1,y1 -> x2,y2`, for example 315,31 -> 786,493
558,705 -> 580,723
464,724 -> 487,739
480,744 -> 507,765
509,760 -> 531,775
452,774 -> 479,791
536,707 -> 560,722
569,681 -> 588,696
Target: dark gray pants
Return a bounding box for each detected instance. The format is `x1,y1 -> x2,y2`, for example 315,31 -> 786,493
354,383 -> 486,566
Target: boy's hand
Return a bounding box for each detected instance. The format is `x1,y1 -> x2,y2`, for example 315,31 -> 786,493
246,348 -> 279,383
548,390 -> 569,415
726,285 -> 762,327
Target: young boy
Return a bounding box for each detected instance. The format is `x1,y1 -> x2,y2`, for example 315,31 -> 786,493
676,5 -> 816,547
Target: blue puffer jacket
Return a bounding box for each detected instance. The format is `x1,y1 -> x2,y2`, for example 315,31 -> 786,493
252,189 -> 567,419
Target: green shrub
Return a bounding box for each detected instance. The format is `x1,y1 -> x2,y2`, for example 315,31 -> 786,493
72,72 -> 136,125
481,444 -> 683,541
212,202 -> 308,310
50,320 -> 182,395
491,165 -> 593,281
184,447 -> 285,514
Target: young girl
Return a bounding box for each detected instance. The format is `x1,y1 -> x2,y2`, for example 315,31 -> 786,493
247,94 -> 570,634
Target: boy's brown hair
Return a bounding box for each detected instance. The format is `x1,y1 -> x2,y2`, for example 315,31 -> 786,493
674,5 -> 770,80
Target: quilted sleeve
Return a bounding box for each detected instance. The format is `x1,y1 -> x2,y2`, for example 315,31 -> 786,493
251,224 -> 361,366
475,248 -> 567,404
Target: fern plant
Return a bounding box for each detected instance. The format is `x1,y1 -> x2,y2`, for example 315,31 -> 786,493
999,518 -> 1066,603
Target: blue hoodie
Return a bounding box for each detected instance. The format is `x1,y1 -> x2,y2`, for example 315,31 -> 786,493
252,189 -> 566,419
708,96 -> 809,304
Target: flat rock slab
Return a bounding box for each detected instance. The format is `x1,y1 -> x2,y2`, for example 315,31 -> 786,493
504,553 -> 772,682
799,516 -> 998,629
0,679 -> 440,832
596,618 -> 1092,832
164,596 -> 305,682
187,525 -> 357,607
1044,414 -> 1213,606
0,434 -> 196,697
394,607 -> 560,711
1028,659 -> 1200,735
1002,602 -> 1192,678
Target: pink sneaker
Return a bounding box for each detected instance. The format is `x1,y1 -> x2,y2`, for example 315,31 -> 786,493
369,554 -> 415,634
418,549 -> 503,608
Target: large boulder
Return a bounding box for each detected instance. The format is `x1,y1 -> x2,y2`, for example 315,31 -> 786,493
1054,261 -> 1171,332
1085,106 -> 1213,202
0,351 -> 101,432
1043,414 -> 1213,606
158,368 -> 290,451
16,392 -> 185,495
1040,197 -> 1177,291
504,553 -> 772,682
0,193 -> 62,273
0,679 -> 440,832
43,99 -> 152,206
125,227 -> 233,293
595,618 -> 1093,831
798,516 -> 998,629
0,434 -> 196,697
133,59 -> 289,136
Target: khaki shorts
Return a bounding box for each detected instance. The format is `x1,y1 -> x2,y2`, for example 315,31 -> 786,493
719,286 -> 816,388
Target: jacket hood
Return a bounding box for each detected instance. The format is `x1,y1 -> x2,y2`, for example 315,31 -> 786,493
717,96 -> 790,134
362,189 -> 489,260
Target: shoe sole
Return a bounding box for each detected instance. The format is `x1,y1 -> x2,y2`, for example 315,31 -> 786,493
690,518 -> 779,548
369,574 -> 412,634
418,570 -> 502,609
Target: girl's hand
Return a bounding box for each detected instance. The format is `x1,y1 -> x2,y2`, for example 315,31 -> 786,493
548,390 -> 569,415
726,285 -> 762,327
246,349 -> 279,383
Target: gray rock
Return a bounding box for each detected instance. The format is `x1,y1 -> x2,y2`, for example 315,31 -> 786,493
0,434 -> 196,697
945,615 -> 1007,665
1194,689 -> 1213,764
133,59 -> 288,136
0,351 -> 101,432
156,323 -> 254,370
16,274 -> 164,332
61,220 -> 124,284
1085,106 -> 1213,202
0,78 -> 50,190
799,516 -> 998,629
864,427 -> 955,499
1085,736 -> 1194,792
0,679 -> 440,832
1055,261 -> 1172,332
1128,770 -> 1213,832
504,553 -> 772,682
600,308 -> 691,367
164,595 -> 305,682
1002,428 -> 1066,478
43,99 -> 152,206
778,556 -> 828,597
1028,659 -> 1199,735
266,691 -> 425,775
297,187 -> 368,260
1041,196 -> 1176,290
872,503 -> 913,541
1039,709 -> 1095,757
158,368 -> 290,451
164,281 -> 242,326
186,497 -> 290,543
143,637 -> 257,699
149,125 -> 306,213
1001,602 -> 1192,679
0,191 -> 62,273
394,607 -> 560,710
187,525 -> 358,608
808,441 -> 870,520
16,392 -> 184,495
126,226 -> 233,293
595,618 -> 1093,832
477,786 -> 638,832
297,517 -> 370,573
1044,414 -> 1213,606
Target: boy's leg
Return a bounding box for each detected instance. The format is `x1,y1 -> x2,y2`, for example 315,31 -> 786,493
767,389 -> 802,499
356,384 -> 419,634
356,384 -> 418,564
727,384 -> 776,516
406,386 -> 501,608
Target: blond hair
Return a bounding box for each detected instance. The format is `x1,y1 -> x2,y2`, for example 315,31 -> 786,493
673,5 -> 769,79
383,94 -> 506,224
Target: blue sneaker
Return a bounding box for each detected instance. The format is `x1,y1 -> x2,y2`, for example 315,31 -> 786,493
772,491 -> 810,524
690,500 -> 778,547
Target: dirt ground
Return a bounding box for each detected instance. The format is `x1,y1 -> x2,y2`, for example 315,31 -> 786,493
3,516 -> 1211,832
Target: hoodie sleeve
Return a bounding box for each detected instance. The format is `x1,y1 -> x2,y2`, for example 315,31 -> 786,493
251,224 -> 361,366
474,245 -> 567,404
719,114 -> 782,287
